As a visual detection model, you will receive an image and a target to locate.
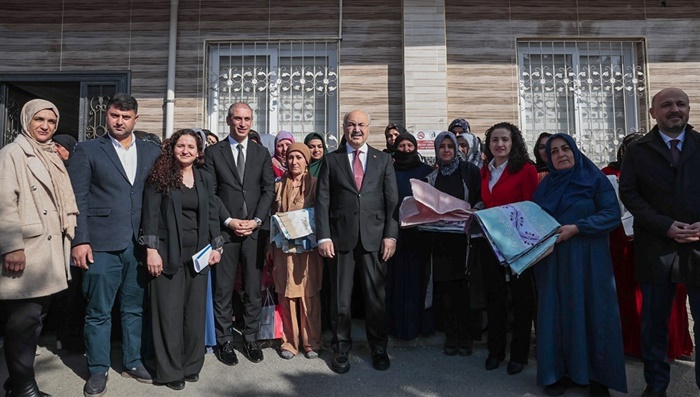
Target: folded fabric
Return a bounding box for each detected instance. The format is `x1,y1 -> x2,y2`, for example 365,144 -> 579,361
473,201 -> 560,275
400,179 -> 472,231
271,208 -> 317,253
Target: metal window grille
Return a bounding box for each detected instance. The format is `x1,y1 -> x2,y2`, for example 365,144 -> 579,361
207,41 -> 339,149
517,39 -> 649,166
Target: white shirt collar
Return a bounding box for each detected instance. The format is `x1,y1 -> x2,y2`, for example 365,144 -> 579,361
658,129 -> 686,144
108,133 -> 136,149
228,135 -> 249,148
346,142 -> 368,154
488,158 -> 508,172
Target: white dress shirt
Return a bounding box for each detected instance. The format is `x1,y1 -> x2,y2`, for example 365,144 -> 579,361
109,133 -> 138,185
658,129 -> 686,151
228,135 -> 249,167
488,158 -> 508,192
346,142 -> 368,172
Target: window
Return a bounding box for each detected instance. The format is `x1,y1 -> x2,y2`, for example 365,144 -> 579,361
517,40 -> 649,166
207,41 -> 339,149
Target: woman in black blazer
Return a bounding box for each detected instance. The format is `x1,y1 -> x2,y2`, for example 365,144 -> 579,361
140,129 -> 224,390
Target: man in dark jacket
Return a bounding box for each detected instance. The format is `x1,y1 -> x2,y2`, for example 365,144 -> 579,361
620,87 -> 700,397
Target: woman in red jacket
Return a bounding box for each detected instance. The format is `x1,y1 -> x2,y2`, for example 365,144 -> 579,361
479,122 -> 538,375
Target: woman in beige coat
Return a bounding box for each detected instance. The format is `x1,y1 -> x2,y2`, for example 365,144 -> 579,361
0,99 -> 78,397
268,143 -> 323,359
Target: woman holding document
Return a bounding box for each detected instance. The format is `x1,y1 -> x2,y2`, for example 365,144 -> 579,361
533,133 -> 626,396
269,143 -> 323,359
140,129 -> 223,390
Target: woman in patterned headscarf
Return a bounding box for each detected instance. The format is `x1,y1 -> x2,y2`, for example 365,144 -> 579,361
449,118 -> 483,167
272,131 -> 295,178
0,99 -> 78,396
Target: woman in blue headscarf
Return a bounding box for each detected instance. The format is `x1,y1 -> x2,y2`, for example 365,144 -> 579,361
532,133 -> 626,397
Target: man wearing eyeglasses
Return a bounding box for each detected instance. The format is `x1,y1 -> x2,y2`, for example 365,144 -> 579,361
315,110 -> 399,374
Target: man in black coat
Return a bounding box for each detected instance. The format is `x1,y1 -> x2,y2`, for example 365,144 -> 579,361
315,110 -> 399,374
204,102 -> 275,365
620,87 -> 700,397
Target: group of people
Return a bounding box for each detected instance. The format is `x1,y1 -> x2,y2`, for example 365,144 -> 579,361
0,88 -> 697,397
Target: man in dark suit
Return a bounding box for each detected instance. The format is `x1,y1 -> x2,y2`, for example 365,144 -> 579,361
620,87 -> 700,397
204,102 -> 275,365
315,110 -> 399,374
69,94 -> 161,397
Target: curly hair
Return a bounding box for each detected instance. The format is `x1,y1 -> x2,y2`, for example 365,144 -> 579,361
147,129 -> 205,194
483,122 -> 533,174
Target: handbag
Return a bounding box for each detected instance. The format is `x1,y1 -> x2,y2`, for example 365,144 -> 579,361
257,288 -> 284,340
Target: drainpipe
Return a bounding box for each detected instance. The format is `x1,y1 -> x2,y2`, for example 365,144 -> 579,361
165,0 -> 179,138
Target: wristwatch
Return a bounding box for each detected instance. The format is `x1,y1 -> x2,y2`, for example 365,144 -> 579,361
254,217 -> 263,228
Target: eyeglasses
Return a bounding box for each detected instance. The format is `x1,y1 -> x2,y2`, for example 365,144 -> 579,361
344,122 -> 368,129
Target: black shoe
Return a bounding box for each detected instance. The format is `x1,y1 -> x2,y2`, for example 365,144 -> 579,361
543,380 -> 566,397
589,381 -> 610,396
372,352 -> 390,371
120,365 -> 153,384
244,341 -> 264,363
166,380 -> 185,391
331,352 -> 350,374
183,374 -> 199,383
6,379 -> 51,397
83,372 -> 107,397
484,356 -> 502,371
216,341 -> 238,366
443,344 -> 458,356
641,386 -> 667,397
507,361 -> 524,375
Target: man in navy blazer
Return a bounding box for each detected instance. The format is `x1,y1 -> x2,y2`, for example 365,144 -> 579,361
204,102 -> 275,366
315,110 -> 399,374
69,94 -> 161,397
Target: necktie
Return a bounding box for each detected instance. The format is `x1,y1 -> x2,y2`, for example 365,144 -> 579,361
237,144 -> 248,216
670,139 -> 681,168
236,143 -> 245,180
353,150 -> 364,190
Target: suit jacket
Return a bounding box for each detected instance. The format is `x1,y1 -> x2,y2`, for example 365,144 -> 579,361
315,145 -> 399,252
69,136 -> 160,252
139,168 -> 224,275
619,125 -> 700,285
480,162 -> 538,208
203,137 -> 275,241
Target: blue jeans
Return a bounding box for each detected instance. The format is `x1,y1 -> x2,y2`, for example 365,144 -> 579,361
83,241 -> 147,374
640,282 -> 700,391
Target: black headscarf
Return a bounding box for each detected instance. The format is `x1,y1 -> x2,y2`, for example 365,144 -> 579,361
533,132 -> 552,172
384,123 -> 408,153
392,133 -> 424,171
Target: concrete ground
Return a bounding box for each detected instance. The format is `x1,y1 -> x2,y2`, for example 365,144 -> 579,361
1,321 -> 697,397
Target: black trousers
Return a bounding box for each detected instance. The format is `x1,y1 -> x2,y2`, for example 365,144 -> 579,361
150,251 -> 207,383
482,250 -> 534,364
435,278 -> 472,346
1,296 -> 50,390
330,243 -> 387,354
213,238 -> 262,344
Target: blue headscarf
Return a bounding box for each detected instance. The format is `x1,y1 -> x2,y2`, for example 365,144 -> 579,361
434,131 -> 460,176
533,133 -> 609,218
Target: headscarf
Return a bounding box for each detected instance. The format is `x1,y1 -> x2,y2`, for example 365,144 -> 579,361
273,130 -> 295,166
533,133 -> 609,218
53,134 -> 77,166
384,123 -> 408,153
286,142 -> 311,166
19,99 -> 78,239
392,133 -> 424,171
303,132 -> 327,177
433,131 -> 460,176
606,133 -> 644,170
533,132 -> 553,172
248,130 -> 262,145
448,118 -> 471,135
460,132 -> 483,168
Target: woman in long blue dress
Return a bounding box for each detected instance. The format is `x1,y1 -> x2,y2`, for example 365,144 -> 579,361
532,133 -> 627,396
386,133 -> 435,339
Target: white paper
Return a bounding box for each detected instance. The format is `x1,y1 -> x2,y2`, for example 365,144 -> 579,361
192,244 -> 212,273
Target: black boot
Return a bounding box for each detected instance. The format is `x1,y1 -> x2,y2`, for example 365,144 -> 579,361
6,380 -> 51,397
